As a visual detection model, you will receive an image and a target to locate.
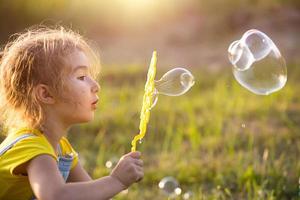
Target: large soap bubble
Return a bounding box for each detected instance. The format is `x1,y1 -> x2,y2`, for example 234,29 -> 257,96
228,29 -> 287,95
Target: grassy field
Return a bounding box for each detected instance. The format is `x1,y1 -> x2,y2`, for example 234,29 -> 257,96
0,62 -> 298,199
66,62 -> 300,200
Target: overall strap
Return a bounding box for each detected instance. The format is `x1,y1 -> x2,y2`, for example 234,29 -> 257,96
57,143 -> 74,181
0,134 -> 36,156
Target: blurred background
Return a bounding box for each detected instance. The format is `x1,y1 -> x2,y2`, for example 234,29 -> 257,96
0,0 -> 299,199
0,0 -> 299,69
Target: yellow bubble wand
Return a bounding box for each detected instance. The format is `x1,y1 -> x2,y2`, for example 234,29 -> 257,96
131,51 -> 157,152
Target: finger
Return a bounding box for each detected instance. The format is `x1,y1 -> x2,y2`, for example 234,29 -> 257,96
119,155 -> 125,161
133,159 -> 143,167
128,151 -> 141,159
135,171 -> 144,182
135,165 -> 143,173
136,177 -> 143,182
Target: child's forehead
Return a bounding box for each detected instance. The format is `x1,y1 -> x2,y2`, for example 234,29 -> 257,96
65,50 -> 91,72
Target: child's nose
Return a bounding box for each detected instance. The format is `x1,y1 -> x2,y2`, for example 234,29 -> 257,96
91,80 -> 100,93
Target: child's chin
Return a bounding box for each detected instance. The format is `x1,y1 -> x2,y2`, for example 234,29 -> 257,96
78,115 -> 94,123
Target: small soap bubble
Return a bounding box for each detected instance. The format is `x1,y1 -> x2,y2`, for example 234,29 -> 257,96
228,40 -> 243,65
105,157 -> 119,169
228,40 -> 254,71
228,29 -> 287,95
183,191 -> 194,200
158,176 -> 181,198
174,187 -> 182,195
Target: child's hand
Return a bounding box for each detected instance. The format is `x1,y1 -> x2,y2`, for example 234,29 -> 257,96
110,151 -> 144,188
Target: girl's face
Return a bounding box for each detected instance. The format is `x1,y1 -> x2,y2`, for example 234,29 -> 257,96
54,49 -> 100,125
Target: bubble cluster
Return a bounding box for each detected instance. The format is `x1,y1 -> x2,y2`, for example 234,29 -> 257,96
228,29 -> 287,95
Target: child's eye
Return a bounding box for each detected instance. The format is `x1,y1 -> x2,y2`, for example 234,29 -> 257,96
78,76 -> 86,80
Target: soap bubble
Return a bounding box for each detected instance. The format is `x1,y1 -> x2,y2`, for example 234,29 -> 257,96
228,40 -> 254,71
151,67 -> 195,108
105,157 -> 119,169
155,68 -> 195,96
158,176 -> 182,198
228,29 -> 287,95
243,29 -> 273,61
183,191 -> 194,199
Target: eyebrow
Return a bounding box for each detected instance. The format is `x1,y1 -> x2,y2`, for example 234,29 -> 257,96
73,65 -> 89,73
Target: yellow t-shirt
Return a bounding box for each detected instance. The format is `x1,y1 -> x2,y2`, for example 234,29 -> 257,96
0,128 -> 78,200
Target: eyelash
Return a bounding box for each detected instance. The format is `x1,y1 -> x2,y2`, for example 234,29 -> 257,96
78,76 -> 86,81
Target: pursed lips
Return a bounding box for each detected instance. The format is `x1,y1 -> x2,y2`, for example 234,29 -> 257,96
91,98 -> 99,109
92,99 -> 98,105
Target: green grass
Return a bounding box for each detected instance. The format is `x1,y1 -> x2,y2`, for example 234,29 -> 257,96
1,64 -> 299,199
67,63 -> 300,199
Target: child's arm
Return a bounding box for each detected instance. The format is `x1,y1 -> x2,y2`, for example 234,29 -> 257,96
67,162 -> 92,182
27,151 -> 143,200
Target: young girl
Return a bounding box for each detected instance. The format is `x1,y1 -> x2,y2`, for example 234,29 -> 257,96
0,26 -> 144,200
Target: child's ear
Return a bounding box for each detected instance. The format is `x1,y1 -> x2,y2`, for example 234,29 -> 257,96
34,84 -> 55,104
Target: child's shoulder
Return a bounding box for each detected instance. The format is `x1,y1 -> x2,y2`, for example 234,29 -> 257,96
0,129 -> 57,177
0,129 -> 56,157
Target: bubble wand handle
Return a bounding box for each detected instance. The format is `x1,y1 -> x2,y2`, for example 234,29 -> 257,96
131,51 -> 157,152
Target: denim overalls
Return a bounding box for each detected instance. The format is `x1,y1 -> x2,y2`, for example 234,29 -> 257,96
0,133 -> 74,199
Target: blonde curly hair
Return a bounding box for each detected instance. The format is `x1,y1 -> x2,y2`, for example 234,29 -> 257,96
0,26 -> 100,134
